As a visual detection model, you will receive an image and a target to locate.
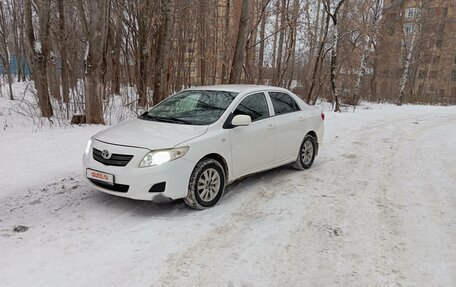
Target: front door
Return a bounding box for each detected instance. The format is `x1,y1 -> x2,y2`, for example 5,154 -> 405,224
229,92 -> 277,178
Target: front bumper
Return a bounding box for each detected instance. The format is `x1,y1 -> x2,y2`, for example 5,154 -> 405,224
83,140 -> 195,201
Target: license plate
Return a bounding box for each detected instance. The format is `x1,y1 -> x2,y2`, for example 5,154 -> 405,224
86,169 -> 114,185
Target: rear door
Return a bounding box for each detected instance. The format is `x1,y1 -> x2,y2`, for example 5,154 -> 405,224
229,92 -> 277,178
268,91 -> 304,163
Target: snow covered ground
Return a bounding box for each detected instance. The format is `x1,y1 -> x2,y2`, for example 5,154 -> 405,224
0,94 -> 455,286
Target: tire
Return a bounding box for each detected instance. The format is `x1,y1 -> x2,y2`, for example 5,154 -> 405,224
292,135 -> 317,170
184,158 -> 226,209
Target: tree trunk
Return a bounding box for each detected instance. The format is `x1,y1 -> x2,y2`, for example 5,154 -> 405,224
0,2 -> 13,100
244,1 -> 256,83
229,0 -> 250,84
47,55 -> 61,100
159,0 -> 175,101
306,11 -> 330,104
84,69 -> 105,124
279,0 -> 298,87
273,0 -> 286,86
137,4 -> 149,107
397,30 -> 417,106
0,59 -> 15,100
7,65 -> 13,100
331,24 -> 340,112
257,1 -> 267,83
351,37 -> 369,105
137,50 -> 148,106
271,0 -> 280,73
326,0 -> 347,111
77,0 -> 110,124
153,0 -> 175,103
34,55 -> 53,117
111,10 -> 123,96
221,0 -> 231,84
57,0 -> 69,104
24,0 -> 53,117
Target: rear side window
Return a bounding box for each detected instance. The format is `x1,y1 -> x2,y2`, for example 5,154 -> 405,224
233,93 -> 269,122
269,92 -> 300,115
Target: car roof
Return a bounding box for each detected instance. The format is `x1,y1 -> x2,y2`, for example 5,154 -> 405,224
185,84 -> 291,94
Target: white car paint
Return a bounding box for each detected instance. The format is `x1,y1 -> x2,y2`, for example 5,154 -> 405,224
83,85 -> 324,203
94,118 -> 208,149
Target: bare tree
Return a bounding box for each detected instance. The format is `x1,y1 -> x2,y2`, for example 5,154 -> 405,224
24,0 -> 53,117
2,0 -> 452,125
153,0 -> 175,103
397,26 -> 417,106
257,0 -> 269,83
306,3 -> 331,104
77,0 -> 111,124
324,0 -> 348,112
134,0 -> 153,106
0,1 -> 14,100
57,0 -> 69,104
229,0 -> 250,83
351,0 -> 382,105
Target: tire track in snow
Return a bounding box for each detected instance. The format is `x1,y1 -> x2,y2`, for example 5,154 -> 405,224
155,166 -> 325,286
154,115 -> 407,286
154,111 -> 456,287
385,114 -> 456,286
267,115 -> 410,286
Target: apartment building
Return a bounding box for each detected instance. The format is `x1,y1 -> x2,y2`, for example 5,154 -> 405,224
376,0 -> 456,104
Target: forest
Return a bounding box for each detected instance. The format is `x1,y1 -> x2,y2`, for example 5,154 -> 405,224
0,0 -> 449,124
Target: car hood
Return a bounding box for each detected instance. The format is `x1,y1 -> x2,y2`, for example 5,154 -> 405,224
93,118 -> 208,150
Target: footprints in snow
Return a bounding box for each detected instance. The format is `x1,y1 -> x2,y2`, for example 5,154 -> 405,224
12,225 -> 29,233
307,220 -> 344,239
1,176 -> 84,238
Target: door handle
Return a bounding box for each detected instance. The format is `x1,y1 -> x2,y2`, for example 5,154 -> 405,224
267,124 -> 275,130
299,117 -> 305,121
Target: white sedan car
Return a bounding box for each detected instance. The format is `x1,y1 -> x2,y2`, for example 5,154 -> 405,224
83,85 -> 324,209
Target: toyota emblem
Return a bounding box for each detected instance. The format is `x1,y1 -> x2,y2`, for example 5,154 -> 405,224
101,149 -> 111,159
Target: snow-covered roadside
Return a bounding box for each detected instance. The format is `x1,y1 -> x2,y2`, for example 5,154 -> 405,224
0,82 -> 138,197
0,100 -> 455,286
0,125 -> 103,196
0,94 -> 103,196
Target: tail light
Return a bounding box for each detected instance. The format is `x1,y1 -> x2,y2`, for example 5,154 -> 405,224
321,112 -> 325,121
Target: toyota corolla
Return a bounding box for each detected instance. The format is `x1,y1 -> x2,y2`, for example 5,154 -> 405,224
83,85 -> 324,209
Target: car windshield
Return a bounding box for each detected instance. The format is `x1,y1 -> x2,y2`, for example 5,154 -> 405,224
139,90 -> 237,125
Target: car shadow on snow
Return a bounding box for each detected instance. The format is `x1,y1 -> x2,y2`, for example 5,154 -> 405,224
85,159 -> 328,214
0,164 -> 324,237
2,162 -> 324,229
85,191 -> 193,217
84,163 -> 311,215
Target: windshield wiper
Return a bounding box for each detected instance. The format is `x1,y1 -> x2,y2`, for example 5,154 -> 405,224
140,114 -> 191,124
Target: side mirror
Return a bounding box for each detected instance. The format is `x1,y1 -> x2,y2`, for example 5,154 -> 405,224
231,114 -> 251,127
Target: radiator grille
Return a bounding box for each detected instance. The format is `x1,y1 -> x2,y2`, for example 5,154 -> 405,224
93,148 -> 134,167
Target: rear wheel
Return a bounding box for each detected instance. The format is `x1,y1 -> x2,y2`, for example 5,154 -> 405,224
184,158 -> 225,209
292,135 -> 316,170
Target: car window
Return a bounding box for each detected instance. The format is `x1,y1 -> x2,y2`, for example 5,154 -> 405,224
269,92 -> 300,115
233,93 -> 269,122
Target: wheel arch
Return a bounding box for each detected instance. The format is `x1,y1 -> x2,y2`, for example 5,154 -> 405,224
306,130 -> 318,142
198,153 -> 229,181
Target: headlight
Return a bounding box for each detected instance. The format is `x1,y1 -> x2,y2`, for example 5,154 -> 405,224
139,146 -> 189,167
85,139 -> 93,155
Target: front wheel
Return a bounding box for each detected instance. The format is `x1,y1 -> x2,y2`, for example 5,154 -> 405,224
292,135 -> 317,170
184,158 -> 225,209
